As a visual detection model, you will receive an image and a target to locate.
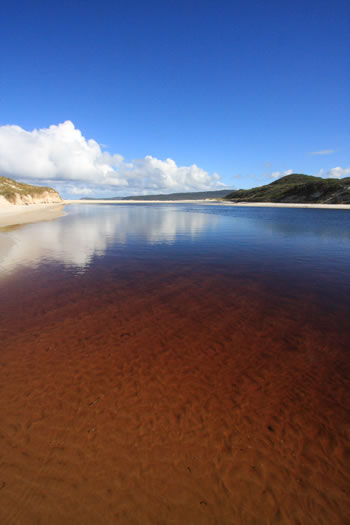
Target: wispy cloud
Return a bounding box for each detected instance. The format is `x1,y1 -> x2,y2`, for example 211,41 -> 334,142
310,149 -> 335,156
0,121 -> 223,196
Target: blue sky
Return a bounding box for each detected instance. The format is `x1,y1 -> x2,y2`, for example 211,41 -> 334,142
0,0 -> 349,197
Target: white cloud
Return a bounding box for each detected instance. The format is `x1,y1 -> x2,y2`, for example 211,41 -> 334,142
310,149 -> 335,156
270,169 -> 293,179
69,186 -> 94,195
327,166 -> 350,178
0,121 -> 223,196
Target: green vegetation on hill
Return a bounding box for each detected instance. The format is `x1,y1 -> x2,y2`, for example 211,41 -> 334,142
123,189 -> 235,200
225,174 -> 350,204
83,189 -> 234,201
0,176 -> 60,203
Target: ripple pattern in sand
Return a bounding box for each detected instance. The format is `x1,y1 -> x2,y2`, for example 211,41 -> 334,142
1,267 -> 350,524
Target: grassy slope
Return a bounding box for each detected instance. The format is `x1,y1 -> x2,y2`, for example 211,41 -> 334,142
225,174 -> 350,204
0,176 -> 59,203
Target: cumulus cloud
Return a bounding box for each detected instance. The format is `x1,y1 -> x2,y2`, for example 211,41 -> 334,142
327,166 -> 350,178
69,186 -> 94,195
0,121 -> 223,196
270,169 -> 293,179
310,149 -> 335,156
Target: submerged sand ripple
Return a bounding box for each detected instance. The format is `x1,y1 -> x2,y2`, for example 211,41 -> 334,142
0,266 -> 349,524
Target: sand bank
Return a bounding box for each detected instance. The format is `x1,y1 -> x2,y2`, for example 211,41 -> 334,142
215,201 -> 350,209
0,203 -> 65,228
66,199 -> 350,209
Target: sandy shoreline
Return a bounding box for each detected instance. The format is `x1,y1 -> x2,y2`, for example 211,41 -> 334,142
0,203 -> 65,228
212,201 -> 350,209
1,200 -> 349,229
67,199 -> 350,209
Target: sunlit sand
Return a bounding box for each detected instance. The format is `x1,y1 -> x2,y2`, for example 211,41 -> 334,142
0,203 -> 65,228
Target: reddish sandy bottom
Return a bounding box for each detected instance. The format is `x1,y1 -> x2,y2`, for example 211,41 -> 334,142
0,264 -> 350,524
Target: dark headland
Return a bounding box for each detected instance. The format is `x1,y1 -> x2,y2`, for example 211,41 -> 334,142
225,173 -> 350,204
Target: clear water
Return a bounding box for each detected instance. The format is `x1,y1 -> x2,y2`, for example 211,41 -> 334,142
1,203 -> 350,524
1,203 -> 350,315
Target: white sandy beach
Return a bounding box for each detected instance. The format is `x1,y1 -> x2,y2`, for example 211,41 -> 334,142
0,203 -> 65,228
67,199 -> 350,209
214,201 -> 350,209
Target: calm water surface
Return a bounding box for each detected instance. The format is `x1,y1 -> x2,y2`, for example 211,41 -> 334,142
2,204 -> 350,319
2,203 -> 350,282
1,203 -> 350,524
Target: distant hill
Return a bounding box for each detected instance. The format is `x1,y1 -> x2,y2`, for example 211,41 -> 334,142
82,189 -> 234,201
225,174 -> 350,204
0,176 -> 62,205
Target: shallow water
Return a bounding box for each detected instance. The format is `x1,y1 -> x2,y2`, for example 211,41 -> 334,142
1,203 -> 350,524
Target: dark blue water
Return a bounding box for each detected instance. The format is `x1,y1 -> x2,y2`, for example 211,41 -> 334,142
1,203 -> 350,303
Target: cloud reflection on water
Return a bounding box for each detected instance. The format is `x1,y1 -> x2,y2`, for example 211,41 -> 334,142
0,204 -> 216,273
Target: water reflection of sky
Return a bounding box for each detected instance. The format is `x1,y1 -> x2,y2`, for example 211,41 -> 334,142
197,205 -> 350,242
0,204 -> 350,283
0,204 -> 217,273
